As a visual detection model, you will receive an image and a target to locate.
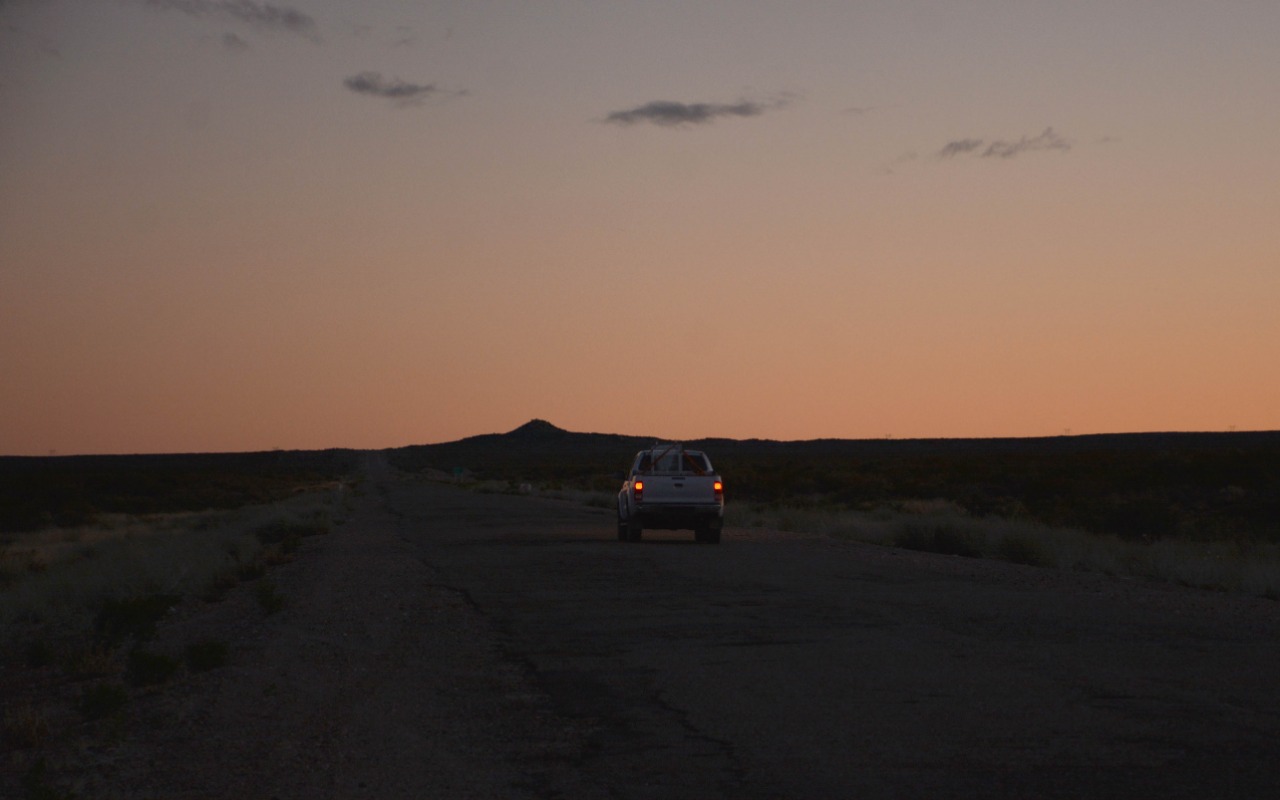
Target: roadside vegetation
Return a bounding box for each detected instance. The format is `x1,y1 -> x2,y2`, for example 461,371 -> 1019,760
727,501 -> 1280,599
1,492 -> 343,646
1,453 -> 356,798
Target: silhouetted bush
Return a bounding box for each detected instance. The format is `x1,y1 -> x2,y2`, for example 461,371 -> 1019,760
893,521 -> 984,558
77,683 -> 127,721
94,594 -> 180,646
255,580 -> 285,615
184,639 -> 229,672
126,649 -> 179,687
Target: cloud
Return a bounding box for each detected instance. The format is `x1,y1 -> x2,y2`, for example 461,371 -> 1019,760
937,127 -> 1072,160
392,25 -> 417,48
603,97 -> 786,127
221,31 -> 249,51
342,71 -> 457,105
938,138 -> 984,158
982,127 -> 1070,159
144,0 -> 317,37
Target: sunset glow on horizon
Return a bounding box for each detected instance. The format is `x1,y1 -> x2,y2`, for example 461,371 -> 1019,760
3,1 -> 1278,455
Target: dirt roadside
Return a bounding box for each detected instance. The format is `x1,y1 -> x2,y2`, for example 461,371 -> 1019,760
2,458 -> 594,800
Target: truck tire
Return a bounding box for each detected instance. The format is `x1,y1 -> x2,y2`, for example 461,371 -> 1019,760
626,518 -> 642,542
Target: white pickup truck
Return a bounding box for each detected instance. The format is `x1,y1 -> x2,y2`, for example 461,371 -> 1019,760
617,444 -> 724,543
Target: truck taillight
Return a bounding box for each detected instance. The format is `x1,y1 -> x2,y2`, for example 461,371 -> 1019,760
713,480 -> 723,499
634,480 -> 644,501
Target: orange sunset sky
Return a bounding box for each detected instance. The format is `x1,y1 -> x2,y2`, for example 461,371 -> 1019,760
3,1 -> 1278,455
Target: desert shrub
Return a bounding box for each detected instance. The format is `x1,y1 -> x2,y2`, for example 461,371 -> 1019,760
997,532 -> 1052,567
237,561 -> 267,581
64,646 -> 117,680
184,639 -> 229,672
4,704 -> 51,749
255,580 -> 285,615
20,758 -> 76,800
24,638 -> 54,668
279,533 -> 302,555
77,683 -> 127,721
126,649 -> 179,687
200,570 -> 240,603
94,593 -> 179,646
892,520 -> 983,558
1096,493 -> 1183,541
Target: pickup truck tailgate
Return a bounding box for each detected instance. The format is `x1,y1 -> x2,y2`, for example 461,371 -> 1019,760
641,475 -> 717,503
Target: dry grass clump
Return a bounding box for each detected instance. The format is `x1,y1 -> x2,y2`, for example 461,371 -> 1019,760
18,757 -> 77,800
0,491 -> 334,658
255,579 -> 286,615
63,645 -> 120,680
125,648 -> 181,687
4,703 -> 52,749
727,502 -> 1280,598
184,639 -> 229,672
76,682 -> 127,721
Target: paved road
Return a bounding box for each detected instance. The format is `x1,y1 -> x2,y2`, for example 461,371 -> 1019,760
386,477 -> 1280,799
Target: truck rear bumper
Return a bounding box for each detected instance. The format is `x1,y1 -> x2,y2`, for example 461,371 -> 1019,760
635,504 -> 723,531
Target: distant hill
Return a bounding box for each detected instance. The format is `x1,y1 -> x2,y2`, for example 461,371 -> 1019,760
388,420 -> 652,487
503,419 -> 578,440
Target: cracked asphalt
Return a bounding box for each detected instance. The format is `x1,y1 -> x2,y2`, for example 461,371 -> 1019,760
386,473 -> 1280,799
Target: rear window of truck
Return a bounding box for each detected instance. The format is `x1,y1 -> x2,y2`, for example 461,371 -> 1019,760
637,452 -> 711,474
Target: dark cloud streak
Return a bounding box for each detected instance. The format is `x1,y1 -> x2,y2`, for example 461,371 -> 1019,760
983,127 -> 1070,159
221,32 -> 249,51
938,138 -> 984,158
603,97 -> 785,127
144,0 -> 316,37
937,127 -> 1072,160
343,71 -> 457,105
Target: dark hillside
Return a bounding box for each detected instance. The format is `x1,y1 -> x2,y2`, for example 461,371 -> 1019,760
389,420 -> 651,490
